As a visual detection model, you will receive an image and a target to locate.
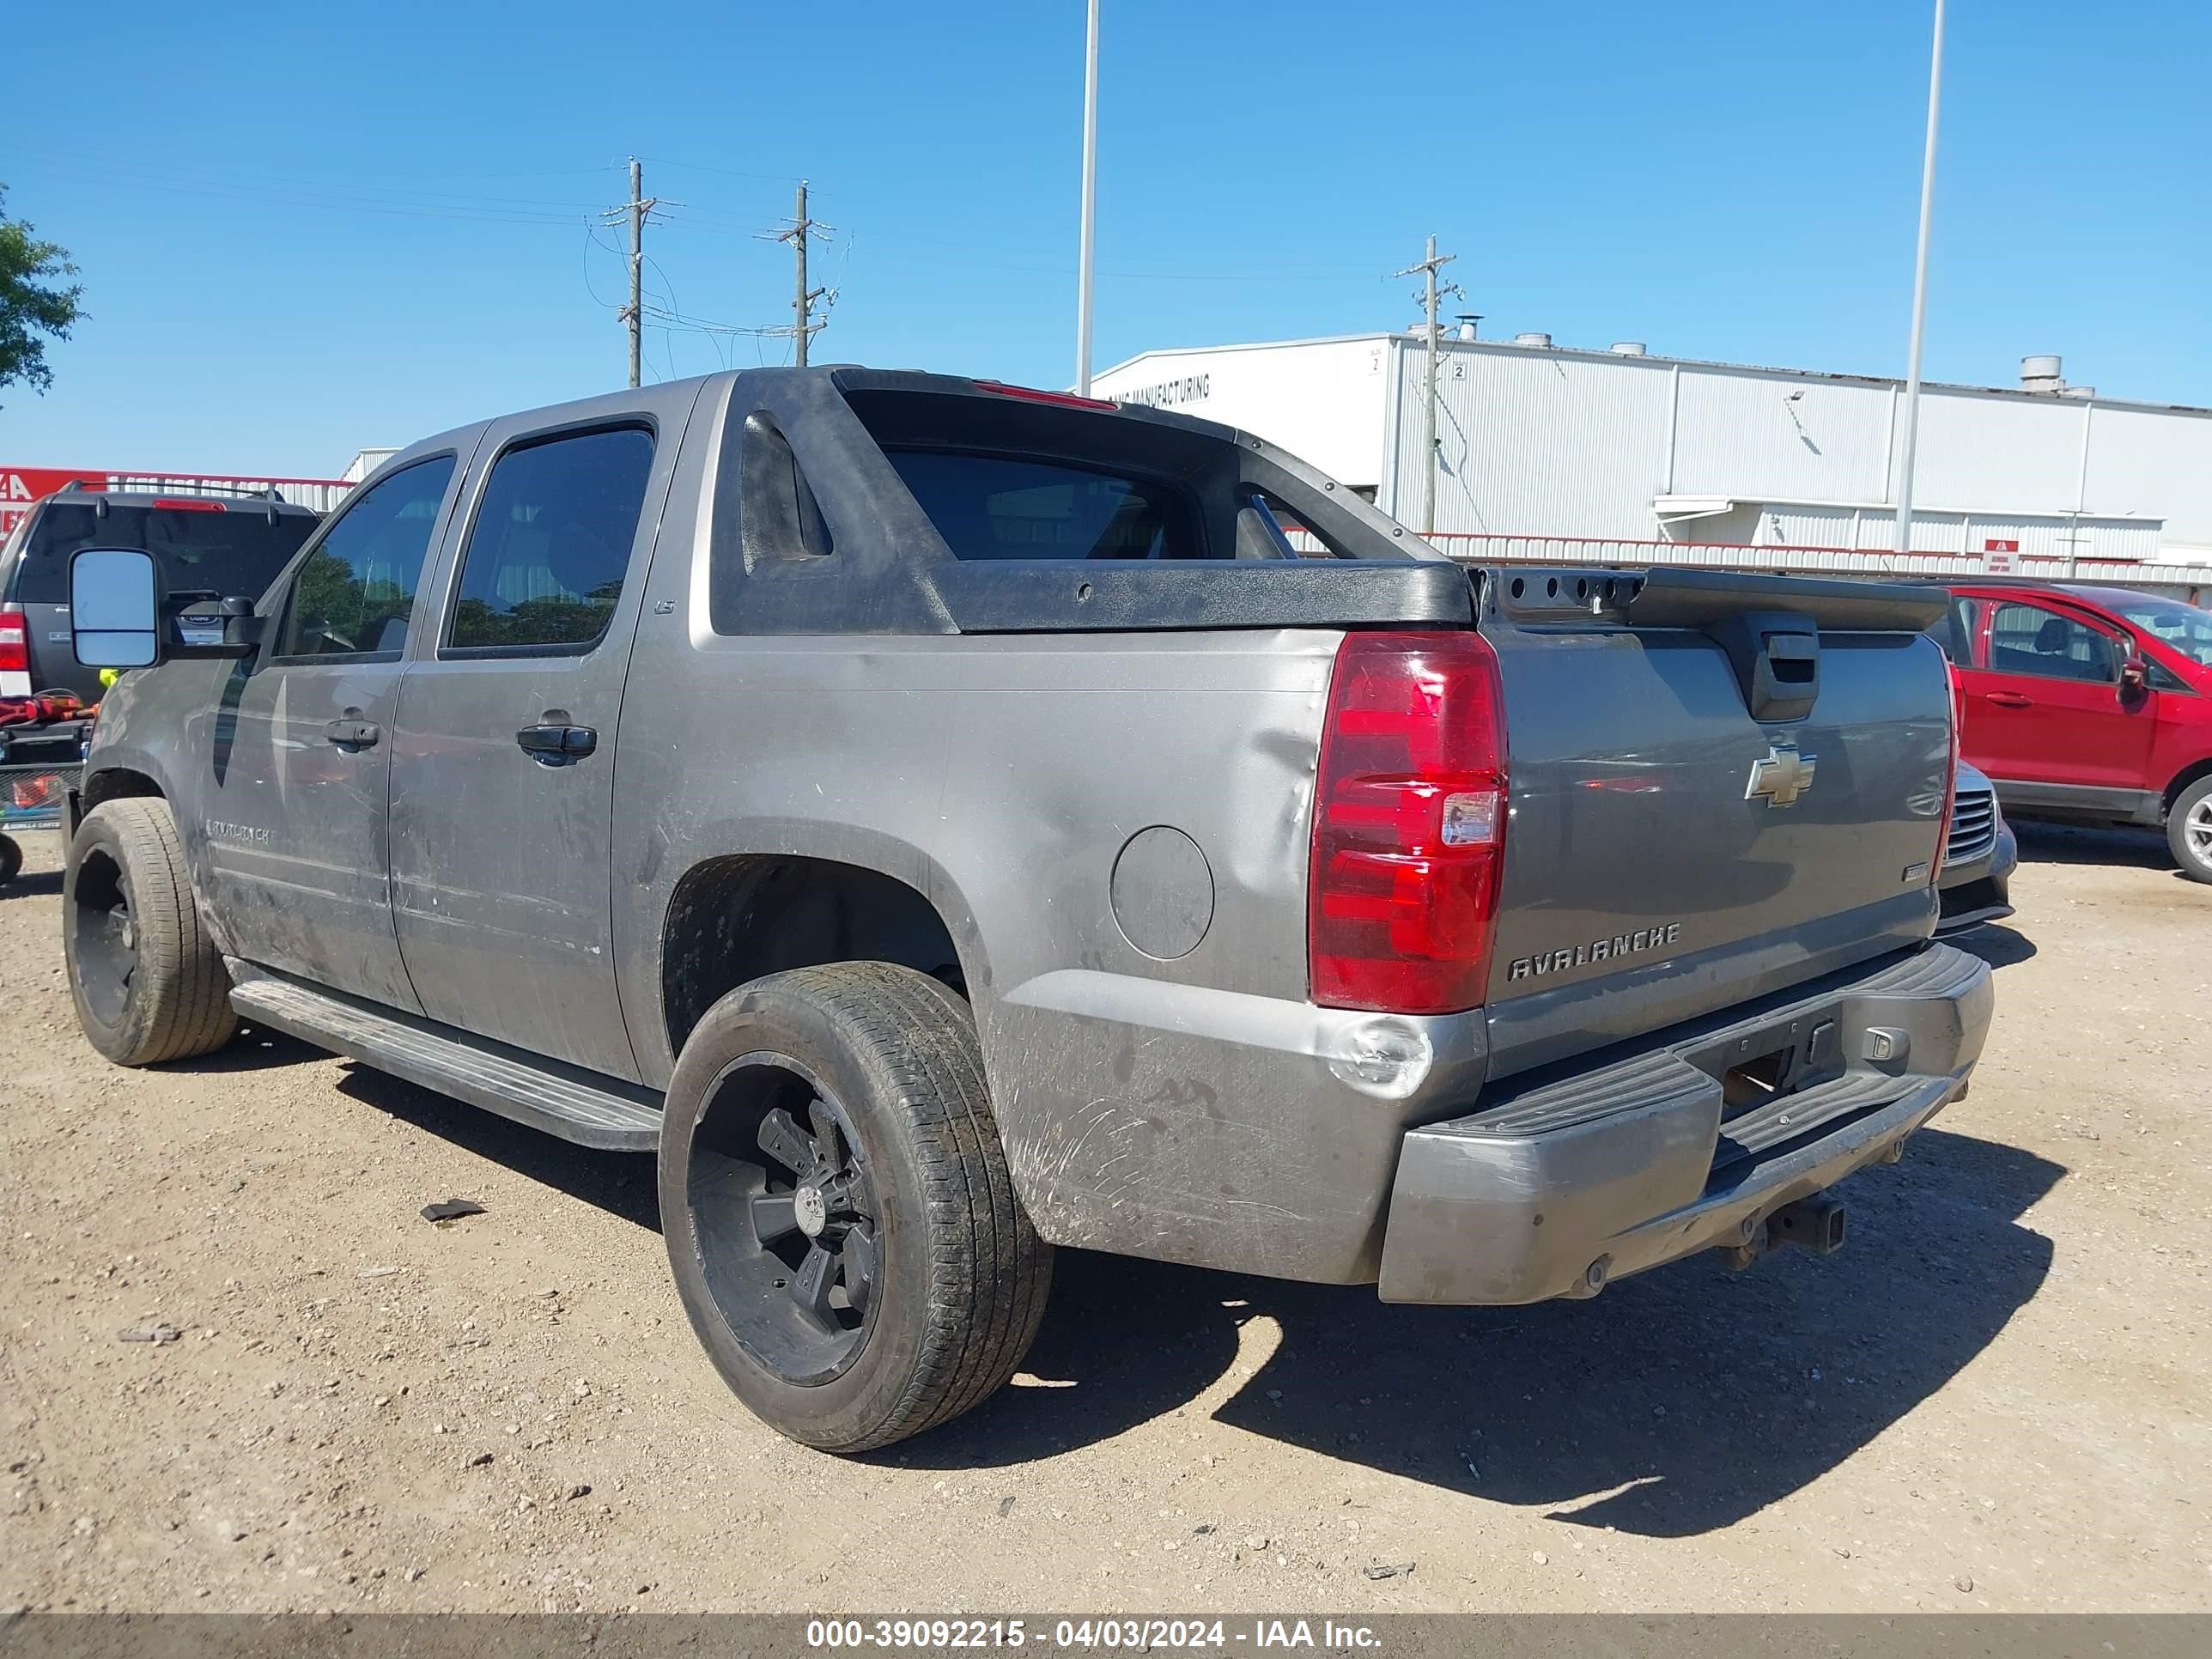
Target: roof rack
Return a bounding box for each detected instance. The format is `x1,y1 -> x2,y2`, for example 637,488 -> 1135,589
102,477 -> 288,501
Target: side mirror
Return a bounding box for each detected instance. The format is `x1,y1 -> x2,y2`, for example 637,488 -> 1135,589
70,548 -> 163,669
2120,657 -> 2148,695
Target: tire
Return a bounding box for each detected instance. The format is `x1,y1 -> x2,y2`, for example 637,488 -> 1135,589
63,798 -> 238,1066
2170,775 -> 2212,884
659,962 -> 1053,1453
0,834 -> 21,889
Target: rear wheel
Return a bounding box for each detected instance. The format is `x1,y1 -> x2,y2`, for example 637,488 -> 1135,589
0,834 -> 21,889
659,963 -> 1053,1452
2170,776 -> 2212,884
64,799 -> 238,1065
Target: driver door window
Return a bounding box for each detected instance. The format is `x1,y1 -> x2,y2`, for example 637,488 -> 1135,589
1987,602 -> 2117,684
275,455 -> 457,659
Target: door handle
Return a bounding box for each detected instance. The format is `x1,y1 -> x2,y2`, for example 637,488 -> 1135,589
1984,694 -> 2033,709
322,715 -> 381,748
516,722 -> 598,765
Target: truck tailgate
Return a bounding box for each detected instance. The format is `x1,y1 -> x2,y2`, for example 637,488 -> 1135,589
1480,568 -> 1953,1081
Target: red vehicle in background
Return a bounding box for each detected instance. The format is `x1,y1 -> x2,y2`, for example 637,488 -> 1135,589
1929,582 -> 2212,882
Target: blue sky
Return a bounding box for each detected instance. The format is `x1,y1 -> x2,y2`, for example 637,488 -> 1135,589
3,1 -> 2206,478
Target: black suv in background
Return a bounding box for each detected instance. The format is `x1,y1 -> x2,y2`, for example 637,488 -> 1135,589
1,487 -> 321,702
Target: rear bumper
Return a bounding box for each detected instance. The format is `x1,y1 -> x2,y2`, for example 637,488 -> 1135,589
1376,944 -> 1993,1304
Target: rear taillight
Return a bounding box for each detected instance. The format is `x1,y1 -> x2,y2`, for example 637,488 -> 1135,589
1310,631 -> 1508,1014
1929,679 -> 1962,883
0,604 -> 27,676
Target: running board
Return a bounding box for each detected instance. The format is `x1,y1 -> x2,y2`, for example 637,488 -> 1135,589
227,966 -> 663,1152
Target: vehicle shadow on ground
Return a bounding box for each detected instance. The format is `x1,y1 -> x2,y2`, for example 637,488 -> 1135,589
239,1027 -> 2059,1540
173,1024 -> 340,1074
331,1062 -> 661,1231
0,869 -> 64,899
167,1024 -> 657,1221
897,1127 -> 2062,1540
2010,821 -> 2172,871
1955,923 -> 2037,969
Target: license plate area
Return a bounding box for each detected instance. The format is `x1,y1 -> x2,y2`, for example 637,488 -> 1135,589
1706,1013 -> 1844,1123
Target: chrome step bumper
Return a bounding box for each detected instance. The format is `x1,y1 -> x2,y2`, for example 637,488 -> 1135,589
1376,944 -> 1993,1304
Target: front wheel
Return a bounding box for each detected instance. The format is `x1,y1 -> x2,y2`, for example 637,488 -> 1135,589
2170,776 -> 2212,884
64,798 -> 238,1065
659,963 -> 1053,1452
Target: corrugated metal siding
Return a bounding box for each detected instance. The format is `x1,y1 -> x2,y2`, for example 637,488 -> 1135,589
2084,404 -> 2208,544
1152,334 -> 2212,565
1914,389 -> 2089,514
1673,371 -> 1894,505
1764,505 -> 1863,548
1386,341 -> 1671,534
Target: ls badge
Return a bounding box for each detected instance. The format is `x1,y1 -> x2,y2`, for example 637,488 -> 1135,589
1746,742 -> 1818,808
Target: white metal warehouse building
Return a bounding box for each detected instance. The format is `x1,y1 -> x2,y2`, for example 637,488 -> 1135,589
1091,334 -> 2212,592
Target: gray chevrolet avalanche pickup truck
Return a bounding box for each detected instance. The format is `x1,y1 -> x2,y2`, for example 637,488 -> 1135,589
58,368 -> 1992,1452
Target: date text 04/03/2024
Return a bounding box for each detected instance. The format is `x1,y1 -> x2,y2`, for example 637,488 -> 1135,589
804,1620 -> 1383,1650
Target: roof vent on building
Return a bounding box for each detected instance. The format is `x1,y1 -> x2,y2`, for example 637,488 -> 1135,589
2059,385 -> 2097,400
1513,331 -> 1553,348
1454,313 -> 1481,341
1609,342 -> 1648,356
2021,354 -> 2063,392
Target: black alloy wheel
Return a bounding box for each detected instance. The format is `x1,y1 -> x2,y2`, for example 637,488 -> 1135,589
687,1056 -> 881,1386
68,841 -> 138,1027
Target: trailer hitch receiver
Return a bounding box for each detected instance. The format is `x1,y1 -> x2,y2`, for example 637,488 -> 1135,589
1767,1197 -> 1848,1255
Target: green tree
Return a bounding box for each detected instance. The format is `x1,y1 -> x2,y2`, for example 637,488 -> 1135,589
0,186 -> 86,406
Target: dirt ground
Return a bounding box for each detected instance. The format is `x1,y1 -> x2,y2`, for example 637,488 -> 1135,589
2,823 -> 2207,1616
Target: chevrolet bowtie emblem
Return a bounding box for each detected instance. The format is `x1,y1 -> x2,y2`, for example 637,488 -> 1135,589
1747,742 -> 1818,807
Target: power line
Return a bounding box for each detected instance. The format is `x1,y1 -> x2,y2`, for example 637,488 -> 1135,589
22,154 -> 616,223
633,154 -> 813,185
642,253 -> 684,319
30,147 -> 621,191
580,223 -> 627,312
640,303 -> 783,337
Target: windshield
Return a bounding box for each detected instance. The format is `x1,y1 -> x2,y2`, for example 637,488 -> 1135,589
13,502 -> 318,605
2103,593 -> 2212,668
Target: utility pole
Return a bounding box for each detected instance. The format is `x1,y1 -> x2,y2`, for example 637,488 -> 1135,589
1075,0 -> 1102,394
774,180 -> 830,367
623,158 -> 653,389
1395,235 -> 1460,537
1894,0 -> 1946,557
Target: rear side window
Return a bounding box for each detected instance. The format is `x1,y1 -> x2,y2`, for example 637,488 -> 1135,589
16,501 -> 317,605
277,456 -> 456,659
882,450 -> 1204,561
447,426 -> 655,652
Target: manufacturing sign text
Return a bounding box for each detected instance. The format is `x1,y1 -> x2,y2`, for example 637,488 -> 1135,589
1118,374 -> 1212,410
